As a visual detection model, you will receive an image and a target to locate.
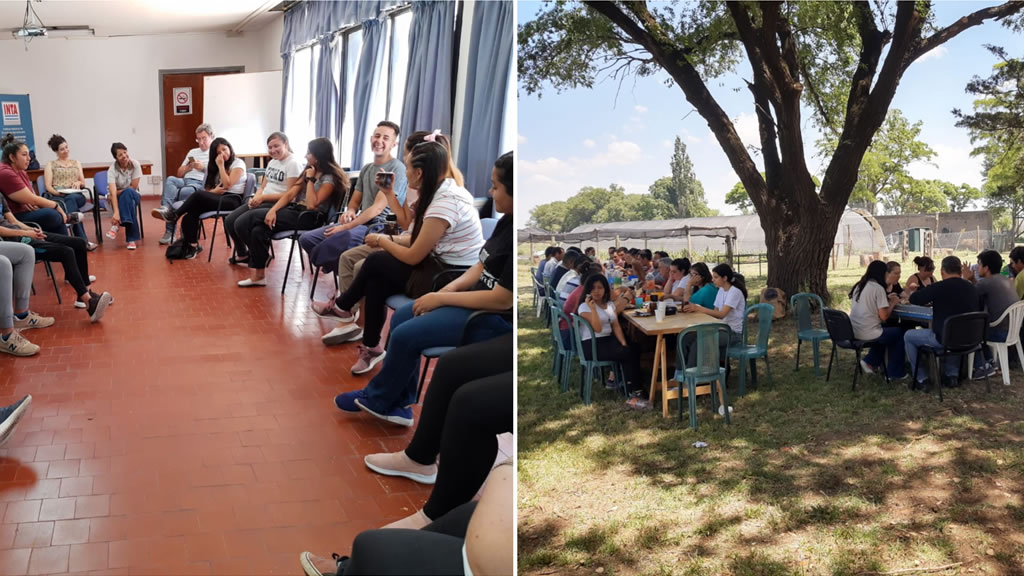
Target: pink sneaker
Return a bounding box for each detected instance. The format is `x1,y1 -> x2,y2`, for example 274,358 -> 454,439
126,241 -> 137,250
311,299 -> 348,321
351,344 -> 386,374
104,225 -> 118,240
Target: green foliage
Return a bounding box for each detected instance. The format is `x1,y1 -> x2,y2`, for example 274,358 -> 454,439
528,183 -> 676,232
880,178 -> 948,215
727,172 -> 819,215
671,137 -> 713,217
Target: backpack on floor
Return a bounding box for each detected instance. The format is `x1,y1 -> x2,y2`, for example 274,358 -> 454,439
165,238 -> 189,261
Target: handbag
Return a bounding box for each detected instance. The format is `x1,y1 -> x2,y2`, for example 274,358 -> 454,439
405,253 -> 446,299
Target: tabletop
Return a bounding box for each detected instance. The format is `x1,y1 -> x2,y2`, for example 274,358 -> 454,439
623,309 -> 722,336
892,304 -> 933,321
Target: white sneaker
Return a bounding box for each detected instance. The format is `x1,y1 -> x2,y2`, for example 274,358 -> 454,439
322,324 -> 363,346
718,405 -> 734,417
859,359 -> 875,374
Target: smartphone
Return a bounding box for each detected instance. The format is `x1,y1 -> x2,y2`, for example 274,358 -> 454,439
188,156 -> 195,164
376,171 -> 394,189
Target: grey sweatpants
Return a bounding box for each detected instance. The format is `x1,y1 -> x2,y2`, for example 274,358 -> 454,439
0,242 -> 35,330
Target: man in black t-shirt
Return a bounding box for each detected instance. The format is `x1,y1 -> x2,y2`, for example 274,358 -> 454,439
904,256 -> 979,389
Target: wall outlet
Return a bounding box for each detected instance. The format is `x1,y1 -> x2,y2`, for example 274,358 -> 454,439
150,175 -> 162,185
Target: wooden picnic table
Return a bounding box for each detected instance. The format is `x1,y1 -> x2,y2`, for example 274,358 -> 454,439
622,309 -> 723,418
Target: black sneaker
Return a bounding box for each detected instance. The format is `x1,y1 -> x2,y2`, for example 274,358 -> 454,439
0,395 -> 32,448
87,291 -> 113,323
151,206 -> 178,222
185,244 -> 203,260
972,363 -> 997,381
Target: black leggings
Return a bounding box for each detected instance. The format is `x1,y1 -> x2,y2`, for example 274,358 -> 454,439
404,333 -> 513,520
174,191 -> 242,244
343,501 -> 476,575
582,336 -> 644,391
225,202 -> 270,257
247,205 -> 311,270
335,251 -> 411,348
26,233 -> 90,298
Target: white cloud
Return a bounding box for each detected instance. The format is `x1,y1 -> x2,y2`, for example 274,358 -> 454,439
634,105 -> 648,114
662,140 -> 673,149
916,45 -> 948,63
732,112 -> 760,149
583,139 -> 596,149
908,143 -> 984,189
518,134 -> 527,145
683,129 -> 701,144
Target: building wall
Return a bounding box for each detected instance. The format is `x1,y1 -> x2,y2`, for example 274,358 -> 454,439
873,211 -> 993,236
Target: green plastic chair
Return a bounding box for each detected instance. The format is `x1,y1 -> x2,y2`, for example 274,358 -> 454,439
530,267 -> 540,310
543,280 -> 557,327
725,303 -> 775,397
550,306 -> 577,392
675,323 -> 732,430
791,293 -> 831,376
570,314 -> 624,405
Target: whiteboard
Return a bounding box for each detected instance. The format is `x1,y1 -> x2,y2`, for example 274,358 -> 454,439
203,71 -> 281,156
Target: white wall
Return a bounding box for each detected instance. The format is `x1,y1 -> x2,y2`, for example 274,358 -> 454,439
0,17 -> 283,194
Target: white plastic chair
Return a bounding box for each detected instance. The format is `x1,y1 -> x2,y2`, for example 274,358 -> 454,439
988,300 -> 1024,386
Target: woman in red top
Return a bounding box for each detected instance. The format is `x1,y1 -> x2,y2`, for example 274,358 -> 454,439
0,135 -> 75,236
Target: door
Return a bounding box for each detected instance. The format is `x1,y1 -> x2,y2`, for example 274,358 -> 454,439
160,69 -> 241,178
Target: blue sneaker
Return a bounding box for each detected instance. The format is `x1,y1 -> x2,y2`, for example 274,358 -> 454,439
354,399 -> 413,427
0,395 -> 32,448
334,389 -> 367,413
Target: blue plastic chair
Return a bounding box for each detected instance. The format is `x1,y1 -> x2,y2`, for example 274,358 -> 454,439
725,303 -> 776,397
791,293 -> 830,376
675,323 -> 732,430
92,171 -> 144,242
480,217 -> 499,240
37,174 -> 99,241
550,305 -> 577,392
570,314 -> 624,405
414,309 -> 512,403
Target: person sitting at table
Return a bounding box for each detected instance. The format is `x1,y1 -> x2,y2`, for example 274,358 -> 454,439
667,258 -> 692,302
558,256 -> 593,302
104,143 -> 144,250
152,137 -> 246,259
850,260 -> 906,380
904,256 -> 979,390
43,135 -> 96,249
681,263 -> 747,369
654,257 -> 672,289
159,123 -> 214,244
536,246 -> 557,295
577,273 -> 643,395
632,249 -> 653,280
0,135 -> 77,237
962,249 -> 1018,379
549,248 -> 580,293
542,246 -> 564,285
1009,246 -> 1024,299
885,261 -> 903,301
685,262 -> 718,310
904,256 -> 936,294
558,262 -> 605,350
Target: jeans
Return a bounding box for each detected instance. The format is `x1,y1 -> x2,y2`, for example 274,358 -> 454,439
18,208 -> 66,236
904,328 -> 959,383
162,177 -> 202,234
299,224 -> 368,273
115,188 -> 142,242
0,242 -> 34,330
863,326 -> 907,378
361,303 -> 513,413
48,192 -> 89,240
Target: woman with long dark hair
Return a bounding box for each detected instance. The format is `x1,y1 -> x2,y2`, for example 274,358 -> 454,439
152,137 -> 246,259
235,138 -> 349,287
850,260 -> 906,379
572,272 -> 644,395
0,134 -> 73,236
681,263 -> 748,370
685,262 -> 718,309
312,141 -> 484,375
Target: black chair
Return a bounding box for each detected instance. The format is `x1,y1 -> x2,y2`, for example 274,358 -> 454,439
912,311 -> 990,401
822,308 -> 889,390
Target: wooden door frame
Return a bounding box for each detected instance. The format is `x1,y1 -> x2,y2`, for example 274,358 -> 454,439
157,66 -> 245,179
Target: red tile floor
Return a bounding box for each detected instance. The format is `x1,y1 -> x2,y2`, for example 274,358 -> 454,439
0,198 -> 432,575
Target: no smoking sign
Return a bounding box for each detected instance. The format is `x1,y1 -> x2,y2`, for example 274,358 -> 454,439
173,87 -> 192,116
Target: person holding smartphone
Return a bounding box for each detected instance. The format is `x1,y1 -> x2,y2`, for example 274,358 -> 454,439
159,124 -> 214,244
577,273 -> 644,396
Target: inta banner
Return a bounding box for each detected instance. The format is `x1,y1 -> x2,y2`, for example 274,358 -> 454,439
0,94 -> 35,153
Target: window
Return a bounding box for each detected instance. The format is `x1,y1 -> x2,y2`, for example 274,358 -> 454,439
387,10 -> 412,127
340,30 -> 362,169
286,46 -> 315,155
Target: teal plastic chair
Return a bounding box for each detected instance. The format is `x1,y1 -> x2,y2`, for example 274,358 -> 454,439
675,323 -> 732,430
791,293 -> 830,376
530,267 -> 539,310
570,314 -> 624,405
725,303 -> 775,397
550,306 -> 577,392
543,281 -> 556,327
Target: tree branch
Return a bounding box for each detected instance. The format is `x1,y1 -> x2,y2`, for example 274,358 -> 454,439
905,1 -> 1024,69
727,1 -> 783,108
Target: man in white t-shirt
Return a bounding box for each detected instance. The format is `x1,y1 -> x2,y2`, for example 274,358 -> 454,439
159,124 -> 213,244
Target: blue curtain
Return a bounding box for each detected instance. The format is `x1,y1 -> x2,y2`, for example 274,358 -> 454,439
280,1 -> 402,54
400,1 -> 455,139
315,36 -> 339,145
457,1 -> 513,199
280,52 -> 291,131
351,19 -> 387,169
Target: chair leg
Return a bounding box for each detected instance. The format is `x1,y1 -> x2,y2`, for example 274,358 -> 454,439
281,238 -> 298,295
46,262 -> 61,305
826,345 -> 836,381
812,339 -> 821,376
93,206 -> 102,244
1015,341 -> 1024,373
718,378 -> 730,425
852,347 -> 862,391
415,357 -> 432,404
207,217 -> 220,263
795,340 -> 802,372
137,204 -> 144,239
582,366 -> 593,405
995,344 -> 1011,386
310,267 -> 321,301
688,381 -> 698,430
737,357 -> 747,397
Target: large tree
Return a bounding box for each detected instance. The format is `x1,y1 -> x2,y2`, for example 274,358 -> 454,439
649,137 -> 714,217
520,1 -> 1024,300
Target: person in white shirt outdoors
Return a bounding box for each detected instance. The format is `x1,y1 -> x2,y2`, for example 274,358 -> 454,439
151,137 -> 246,260
576,273 -> 644,394
104,143 -> 143,250
666,258 -> 692,302
299,121 -> 408,278
43,134 -> 96,249
681,263 -> 748,369
541,246 -> 564,285
224,132 -> 301,266
653,256 -> 672,288
312,141 -> 483,374
961,250 -> 1019,379
0,239 -> 52,357
159,123 -> 214,244
554,252 -> 585,300
236,138 -> 349,287
849,260 -> 906,380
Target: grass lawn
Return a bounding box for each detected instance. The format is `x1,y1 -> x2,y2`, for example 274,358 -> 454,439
517,262 -> 1024,576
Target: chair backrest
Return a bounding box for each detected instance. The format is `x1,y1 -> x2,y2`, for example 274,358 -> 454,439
791,292 -> 825,333
743,303 -> 775,352
93,170 -> 108,196
677,323 -> 729,378
994,300 -> 1024,347
822,308 -> 855,345
480,217 -> 499,240
550,306 -> 573,353
941,311 -> 989,352
241,173 -> 257,203
35,175 -> 46,195
570,313 -> 600,364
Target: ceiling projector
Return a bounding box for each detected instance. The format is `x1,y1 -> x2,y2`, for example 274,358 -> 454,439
14,27 -> 46,38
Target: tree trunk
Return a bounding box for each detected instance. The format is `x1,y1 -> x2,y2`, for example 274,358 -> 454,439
761,195 -> 844,303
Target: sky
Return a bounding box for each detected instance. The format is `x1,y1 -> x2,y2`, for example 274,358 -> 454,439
516,1 -> 1023,225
